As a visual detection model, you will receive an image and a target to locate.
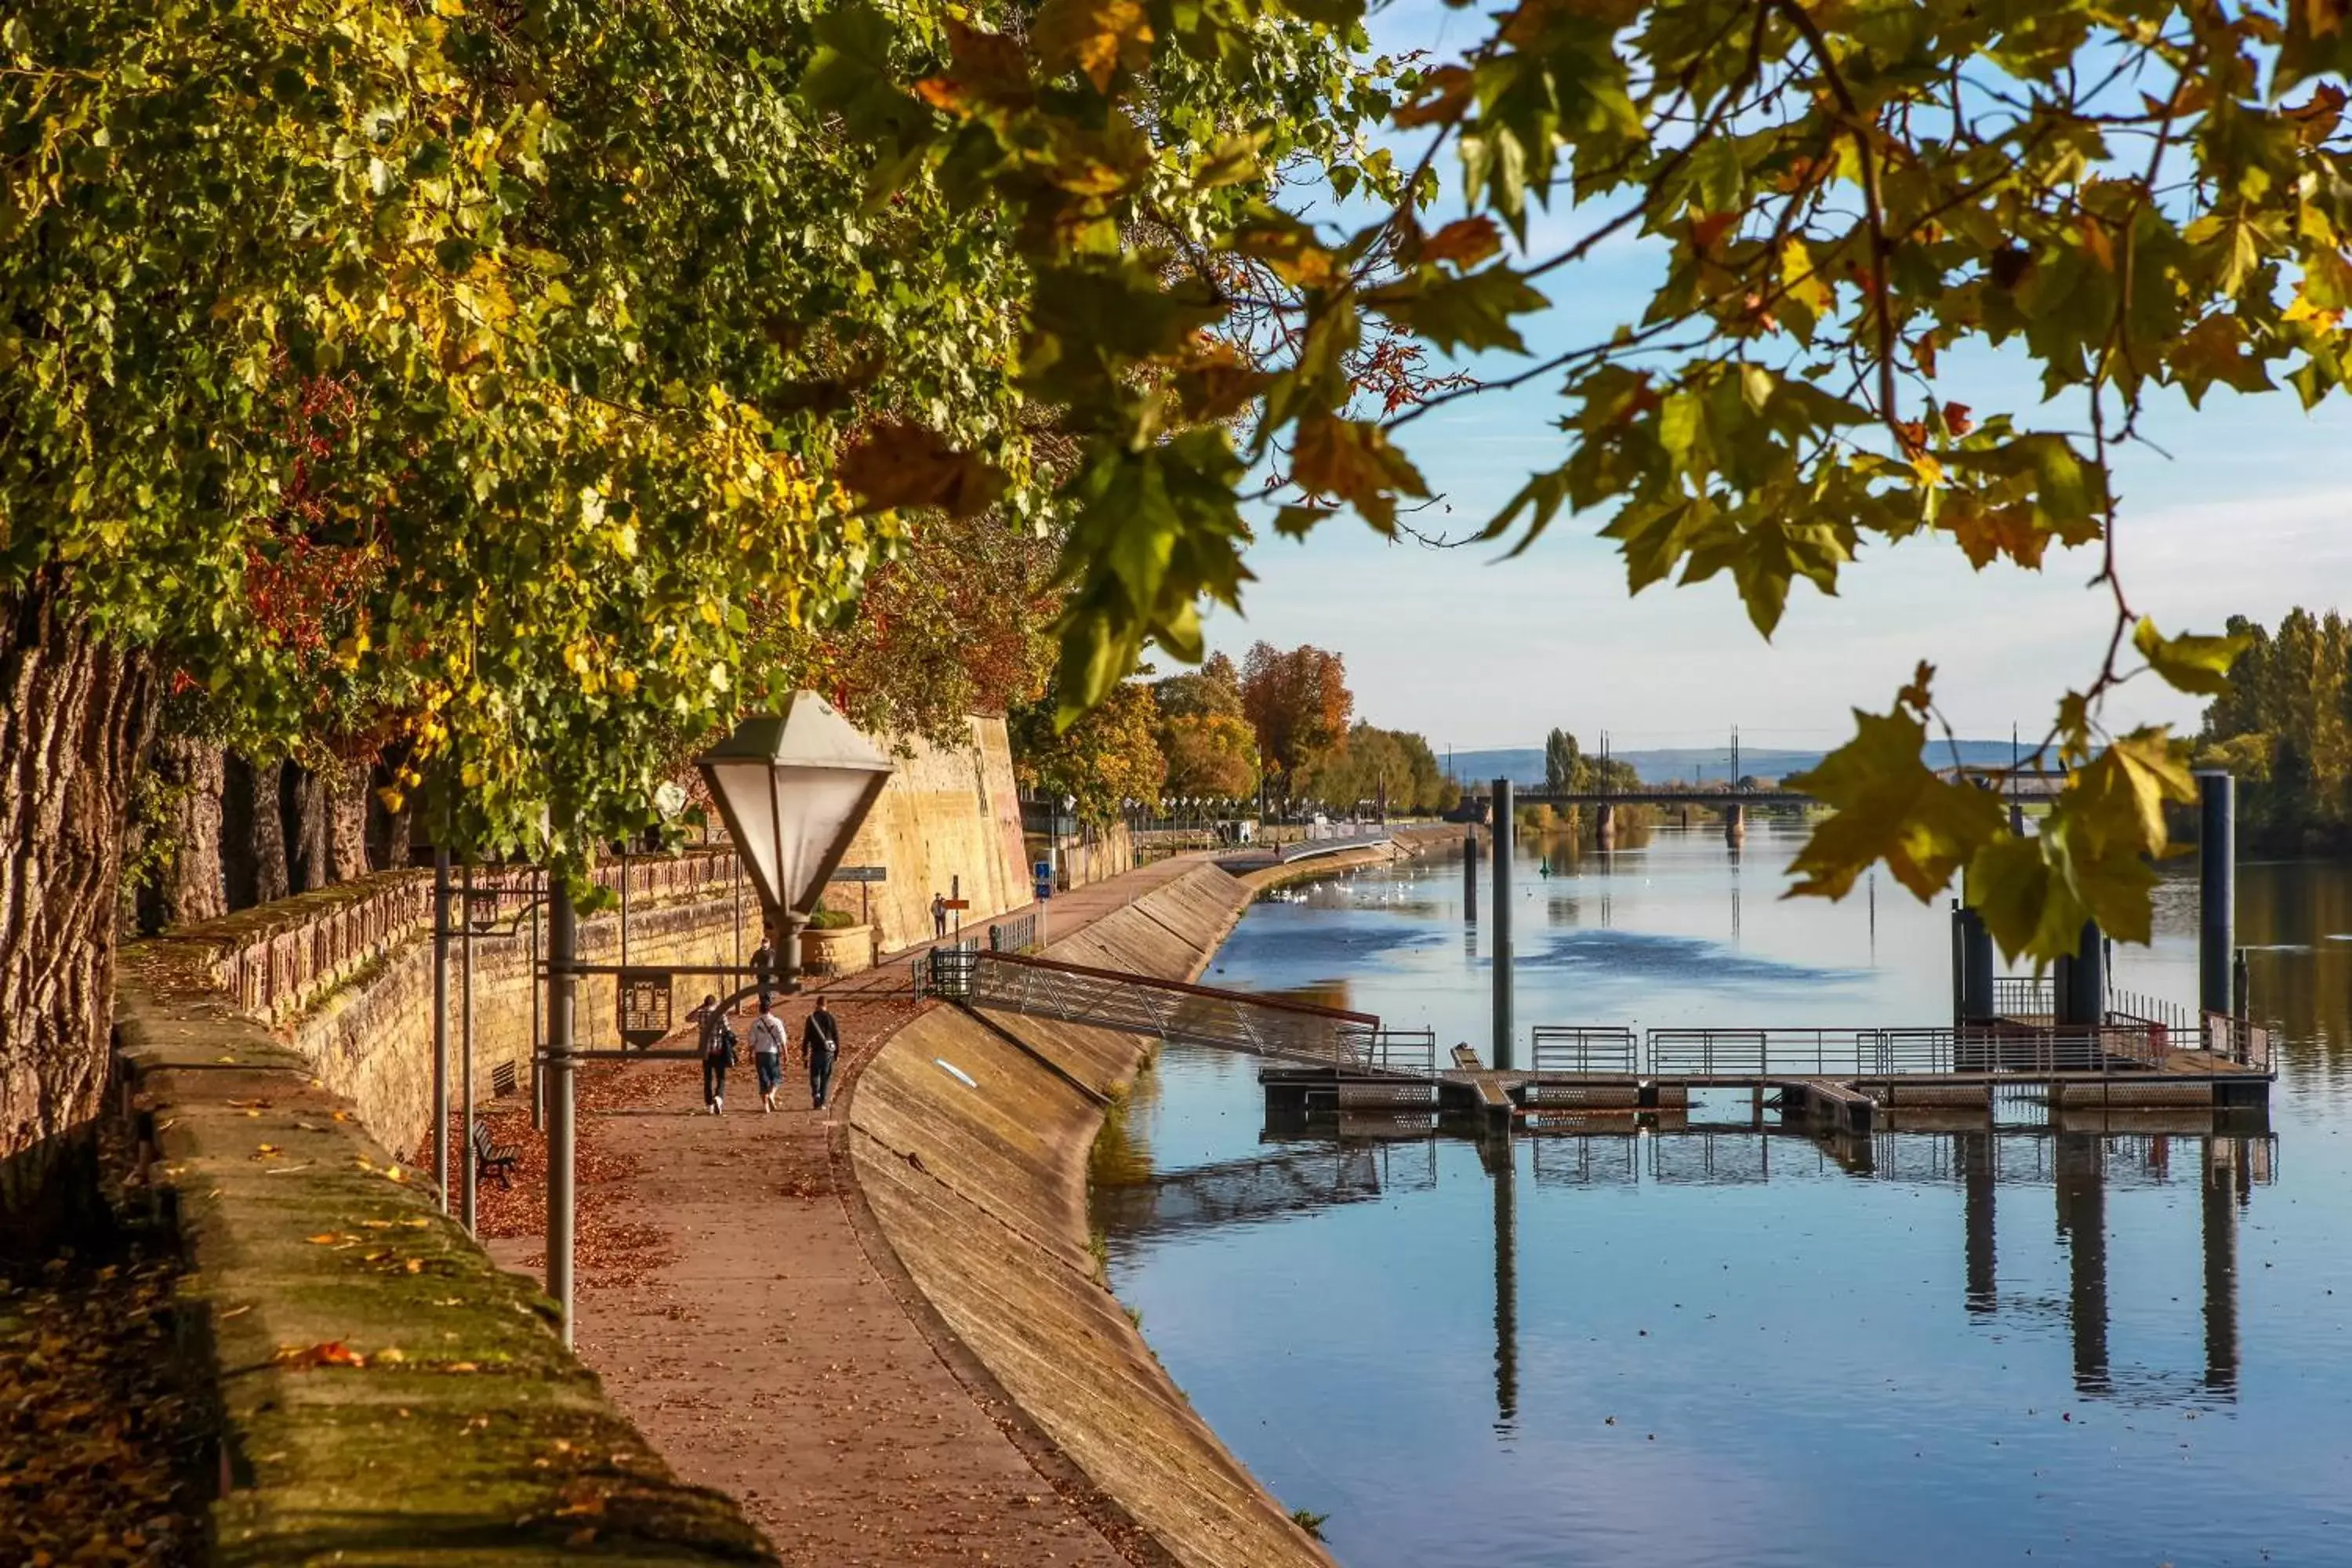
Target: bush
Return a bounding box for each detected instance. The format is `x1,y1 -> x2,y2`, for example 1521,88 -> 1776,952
806,909 -> 857,931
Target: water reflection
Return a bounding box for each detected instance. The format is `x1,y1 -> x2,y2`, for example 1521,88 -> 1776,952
1103,830 -> 2350,1567
1102,1115 -> 2274,1420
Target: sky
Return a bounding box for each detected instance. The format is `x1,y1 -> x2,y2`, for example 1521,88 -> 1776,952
1196,2 -> 2352,755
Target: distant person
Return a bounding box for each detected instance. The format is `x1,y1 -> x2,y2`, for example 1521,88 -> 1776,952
751,935 -> 775,1007
804,1000 -> 841,1110
750,1000 -> 788,1113
931,892 -> 949,940
702,1000 -> 739,1114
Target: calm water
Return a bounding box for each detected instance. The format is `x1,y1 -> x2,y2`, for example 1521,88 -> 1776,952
1094,822 -> 2352,1568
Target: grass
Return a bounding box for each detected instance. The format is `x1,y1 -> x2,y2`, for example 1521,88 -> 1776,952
1289,1508 -> 1330,1541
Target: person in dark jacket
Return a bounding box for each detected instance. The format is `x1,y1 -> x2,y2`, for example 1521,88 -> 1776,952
701,1000 -> 738,1114
803,1000 -> 841,1110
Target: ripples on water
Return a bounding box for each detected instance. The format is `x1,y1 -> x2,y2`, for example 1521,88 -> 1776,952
1094,826 -> 2352,1568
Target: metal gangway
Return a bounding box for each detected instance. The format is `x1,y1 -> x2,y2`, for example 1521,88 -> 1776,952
925,949 -> 1434,1075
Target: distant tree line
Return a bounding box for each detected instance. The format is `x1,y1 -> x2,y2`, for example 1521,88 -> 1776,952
1010,641 -> 1461,824
2199,608 -> 2352,852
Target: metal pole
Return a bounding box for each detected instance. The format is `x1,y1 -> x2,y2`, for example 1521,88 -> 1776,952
1492,778 -> 1514,1071
432,846 -> 451,1213
1464,826 -> 1479,923
619,849 -> 630,971
529,895 -> 544,1133
2198,770 -> 2235,1017
460,862 -> 477,1235
546,879 -> 578,1345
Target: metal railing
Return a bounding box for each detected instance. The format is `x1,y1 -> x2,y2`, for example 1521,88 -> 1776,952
1363,1029 -> 1437,1075
1530,1026 -> 1640,1073
1991,975 -> 2053,1018
988,913 -> 1042,955
935,950 -> 1395,1073
1559,1022 -> 2179,1077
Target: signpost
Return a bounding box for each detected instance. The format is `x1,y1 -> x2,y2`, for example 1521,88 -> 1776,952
833,863 -> 888,927
617,970 -> 673,1050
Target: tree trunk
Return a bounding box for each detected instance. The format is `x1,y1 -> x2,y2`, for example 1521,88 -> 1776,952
136,737 -> 225,932
285,762 -> 332,894
0,568 -> 154,1185
328,757 -> 372,883
221,753 -> 289,909
368,757 -> 416,872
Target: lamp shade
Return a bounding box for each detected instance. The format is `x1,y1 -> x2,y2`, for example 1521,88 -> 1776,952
695,694 -> 893,922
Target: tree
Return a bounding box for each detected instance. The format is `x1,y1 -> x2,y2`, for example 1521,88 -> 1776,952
1156,652 -> 1248,723
808,0 -> 2322,965
3,0 -> 1390,1172
2199,608 -> 2352,847
1544,730 -> 1583,795
1161,713 -> 1261,800
1008,683 -> 1167,827
1239,643 -> 1353,802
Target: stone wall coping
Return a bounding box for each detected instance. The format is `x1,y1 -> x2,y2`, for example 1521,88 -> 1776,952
114,946 -> 774,1565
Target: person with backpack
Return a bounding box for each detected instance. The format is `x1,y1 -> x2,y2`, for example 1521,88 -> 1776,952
701,999 -> 739,1114
803,1000 -> 841,1111
750,1000 -> 788,1113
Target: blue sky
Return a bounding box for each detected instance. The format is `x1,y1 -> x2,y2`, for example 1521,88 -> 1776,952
1200,2 -> 2352,753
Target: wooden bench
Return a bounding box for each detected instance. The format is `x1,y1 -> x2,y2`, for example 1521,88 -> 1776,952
470,1118 -> 520,1190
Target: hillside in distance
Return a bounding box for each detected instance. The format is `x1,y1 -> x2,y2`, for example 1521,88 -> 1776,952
1444,739 -> 2029,788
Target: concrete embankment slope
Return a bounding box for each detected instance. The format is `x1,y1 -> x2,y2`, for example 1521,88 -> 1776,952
847,836 -> 1451,1568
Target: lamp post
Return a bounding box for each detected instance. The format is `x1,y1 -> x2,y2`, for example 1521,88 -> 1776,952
695,693 -> 895,995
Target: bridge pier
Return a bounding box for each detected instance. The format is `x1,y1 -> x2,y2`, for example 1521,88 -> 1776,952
1595,800 -> 1616,848
1724,801 -> 1747,848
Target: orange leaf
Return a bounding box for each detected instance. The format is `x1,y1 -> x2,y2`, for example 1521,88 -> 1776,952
1420,216 -> 1503,270
836,421 -> 1007,519
1032,0 -> 1152,93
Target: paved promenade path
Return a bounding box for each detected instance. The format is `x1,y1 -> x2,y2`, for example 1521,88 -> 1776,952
488,855 -> 1220,1566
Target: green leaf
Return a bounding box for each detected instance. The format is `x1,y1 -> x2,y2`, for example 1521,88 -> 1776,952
1785,702 -> 2005,902
1363,267 -> 1550,356
2132,616 -> 2249,695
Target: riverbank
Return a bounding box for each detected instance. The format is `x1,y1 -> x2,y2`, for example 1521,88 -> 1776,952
539,830 -> 1451,1566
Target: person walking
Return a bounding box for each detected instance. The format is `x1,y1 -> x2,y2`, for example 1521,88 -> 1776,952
804,1000 -> 840,1111
701,1001 -> 738,1114
931,892 -> 948,940
751,935 -> 775,1008
750,1000 -> 787,1113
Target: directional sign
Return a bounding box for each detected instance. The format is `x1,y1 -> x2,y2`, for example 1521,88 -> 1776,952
618,970 -> 673,1049
942,898 -> 971,911
832,865 -> 890,884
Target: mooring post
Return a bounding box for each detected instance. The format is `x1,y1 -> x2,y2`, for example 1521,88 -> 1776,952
1492,779 -> 1514,1073
546,879 -> 578,1346
1464,826 -> 1479,923
2198,769 -> 2236,1018
2056,920 -> 2104,1028
432,846 -> 451,1213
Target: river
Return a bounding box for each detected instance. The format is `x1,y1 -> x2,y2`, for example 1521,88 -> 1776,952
1091,822 -> 2352,1568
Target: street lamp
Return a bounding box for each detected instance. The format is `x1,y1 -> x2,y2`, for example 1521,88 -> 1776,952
695,692 -> 895,993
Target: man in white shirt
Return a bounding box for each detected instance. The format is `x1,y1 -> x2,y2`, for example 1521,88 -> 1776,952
750,1001 -> 788,1114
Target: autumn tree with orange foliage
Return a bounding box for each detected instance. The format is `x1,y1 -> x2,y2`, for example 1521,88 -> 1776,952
1240,642 -> 1353,808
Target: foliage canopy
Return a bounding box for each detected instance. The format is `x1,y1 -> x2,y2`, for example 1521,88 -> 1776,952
801,0 -> 2345,958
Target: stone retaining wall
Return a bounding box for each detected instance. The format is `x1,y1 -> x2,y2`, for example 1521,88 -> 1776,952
114,952 -> 771,1564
